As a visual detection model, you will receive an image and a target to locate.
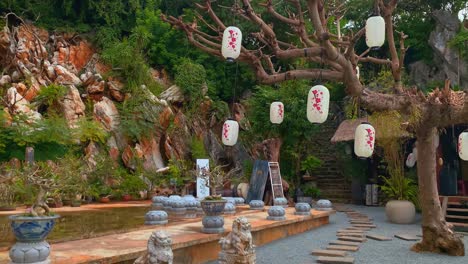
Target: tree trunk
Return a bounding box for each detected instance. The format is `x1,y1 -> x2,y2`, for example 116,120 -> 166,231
262,138 -> 282,162
411,127 -> 464,256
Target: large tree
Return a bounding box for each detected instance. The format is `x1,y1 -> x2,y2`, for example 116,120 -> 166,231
164,0 -> 466,255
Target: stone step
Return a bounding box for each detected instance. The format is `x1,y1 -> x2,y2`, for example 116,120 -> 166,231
352,224 -> 376,228
366,233 -> 392,241
311,249 -> 348,257
329,240 -> 361,247
316,256 -> 355,264
338,236 -> 367,242
337,229 -> 365,234
326,245 -> 360,252
446,215 -> 468,220
337,233 -> 365,238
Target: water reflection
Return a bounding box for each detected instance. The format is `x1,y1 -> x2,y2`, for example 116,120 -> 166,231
0,206 -> 204,249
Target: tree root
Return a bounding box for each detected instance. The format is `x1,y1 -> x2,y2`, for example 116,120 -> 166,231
411,225 -> 465,256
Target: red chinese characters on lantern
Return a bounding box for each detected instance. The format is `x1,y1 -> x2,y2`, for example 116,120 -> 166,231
307,85 -> 330,124
222,27 -> 242,62
270,102 -> 284,124
222,120 -> 239,146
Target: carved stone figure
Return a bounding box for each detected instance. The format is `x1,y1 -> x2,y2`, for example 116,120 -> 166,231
134,231 -> 173,264
218,217 -> 255,264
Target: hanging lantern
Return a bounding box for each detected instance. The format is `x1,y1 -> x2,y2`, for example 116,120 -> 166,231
458,131 -> 468,160
307,85 -> 330,124
222,120 -> 239,146
354,122 -> 375,158
270,102 -> 284,124
221,26 -> 242,62
365,15 -> 385,48
406,153 -> 416,168
356,65 -> 360,79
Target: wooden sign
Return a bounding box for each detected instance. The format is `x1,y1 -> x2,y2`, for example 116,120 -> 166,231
196,159 -> 210,199
268,162 -> 284,199
246,160 -> 270,203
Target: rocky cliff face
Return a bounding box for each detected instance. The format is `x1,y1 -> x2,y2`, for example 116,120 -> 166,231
409,10 -> 467,90
0,15 -> 251,179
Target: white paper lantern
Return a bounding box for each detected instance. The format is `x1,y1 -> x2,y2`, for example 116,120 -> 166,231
356,65 -> 360,79
354,123 -> 375,158
221,26 -> 242,62
365,16 -> 385,48
270,102 -> 284,124
307,85 -> 330,124
406,153 -> 416,168
222,120 -> 239,146
458,131 -> 468,160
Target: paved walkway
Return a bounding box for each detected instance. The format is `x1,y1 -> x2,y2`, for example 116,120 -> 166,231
236,205 -> 468,264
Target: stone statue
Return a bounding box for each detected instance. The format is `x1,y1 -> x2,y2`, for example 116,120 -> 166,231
134,231 -> 173,264
219,217 -> 255,264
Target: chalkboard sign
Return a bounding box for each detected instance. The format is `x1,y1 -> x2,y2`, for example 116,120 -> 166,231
246,160 -> 270,203
268,162 -> 284,199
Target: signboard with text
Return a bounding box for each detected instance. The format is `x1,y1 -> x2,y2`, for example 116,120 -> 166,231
196,159 -> 210,199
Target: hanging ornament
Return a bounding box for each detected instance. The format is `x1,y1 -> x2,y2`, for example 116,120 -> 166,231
365,15 -> 385,49
222,119 -> 239,146
221,26 -> 242,62
356,65 -> 360,79
307,85 -> 330,124
406,153 -> 416,168
458,131 -> 468,160
354,122 -> 375,158
270,101 -> 284,124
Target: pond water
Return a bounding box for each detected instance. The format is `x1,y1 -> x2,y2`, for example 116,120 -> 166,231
0,206 -> 203,249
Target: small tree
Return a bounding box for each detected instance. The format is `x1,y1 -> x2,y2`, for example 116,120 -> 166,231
201,164 -> 229,199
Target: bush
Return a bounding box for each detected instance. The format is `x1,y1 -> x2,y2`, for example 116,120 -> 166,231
303,186 -> 321,198
174,59 -> 206,102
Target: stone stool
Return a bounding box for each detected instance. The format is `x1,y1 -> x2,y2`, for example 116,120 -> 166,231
234,197 -> 245,205
294,203 -> 311,215
171,199 -> 187,214
151,196 -> 167,209
145,211 -> 168,225
185,200 -> 198,211
316,199 -> 333,211
249,200 -> 265,210
267,206 -> 286,221
274,197 -> 288,208
224,202 -> 236,214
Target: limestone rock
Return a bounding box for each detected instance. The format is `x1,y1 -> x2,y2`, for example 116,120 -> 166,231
60,85 -> 85,128
0,75 -> 11,86
160,85 -> 185,103
93,97 -> 119,131
85,141 -> 100,169
108,79 -> 125,102
6,87 -> 41,121
107,136 -> 120,161
87,80 -> 106,94
140,137 -> 165,171
159,106 -> 173,130
54,65 -> 81,86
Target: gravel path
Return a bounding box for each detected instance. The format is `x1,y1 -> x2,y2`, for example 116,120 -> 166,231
207,205 -> 468,264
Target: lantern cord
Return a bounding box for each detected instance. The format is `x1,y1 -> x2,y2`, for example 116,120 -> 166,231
373,0 -> 380,16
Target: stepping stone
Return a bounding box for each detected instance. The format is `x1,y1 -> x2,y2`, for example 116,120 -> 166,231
326,245 -> 360,252
352,224 -> 376,228
338,236 -> 367,242
395,234 -> 420,241
317,256 -> 355,264
329,240 -> 361,247
311,249 -> 348,257
348,227 -> 371,231
338,229 -> 365,233
350,221 -> 373,225
366,233 -> 392,241
337,233 -> 364,238
344,227 -> 362,230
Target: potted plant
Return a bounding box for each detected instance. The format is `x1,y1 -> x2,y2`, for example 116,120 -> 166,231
300,155 -> 323,180
380,175 -> 418,224
199,164 -> 229,233
299,186 -> 321,206
9,161 -> 61,264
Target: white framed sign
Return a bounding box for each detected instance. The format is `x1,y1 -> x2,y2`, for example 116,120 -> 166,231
196,159 -> 210,199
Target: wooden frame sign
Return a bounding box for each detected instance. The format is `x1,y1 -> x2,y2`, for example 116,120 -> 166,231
268,162 -> 284,199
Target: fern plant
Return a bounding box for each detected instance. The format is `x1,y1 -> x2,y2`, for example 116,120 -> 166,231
380,175 -> 419,207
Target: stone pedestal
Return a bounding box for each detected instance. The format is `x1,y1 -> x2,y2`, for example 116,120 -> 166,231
151,196 -> 167,209
316,199 -> 333,211
234,197 -> 245,205
273,197 -> 288,208
267,206 -> 286,221
145,211 -> 168,225
202,215 -> 225,233
170,200 -> 186,214
224,202 -> 236,214
9,241 -> 51,264
218,252 -> 256,264
249,200 -> 264,210
294,203 -> 311,215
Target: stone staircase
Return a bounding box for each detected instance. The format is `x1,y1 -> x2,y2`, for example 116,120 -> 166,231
308,113 -> 352,204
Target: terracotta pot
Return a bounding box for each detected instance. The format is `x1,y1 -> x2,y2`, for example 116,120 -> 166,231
385,200 -> 415,224
122,194 -> 132,201
99,197 -> 110,203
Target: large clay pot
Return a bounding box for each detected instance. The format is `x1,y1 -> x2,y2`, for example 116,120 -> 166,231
385,200 -> 415,224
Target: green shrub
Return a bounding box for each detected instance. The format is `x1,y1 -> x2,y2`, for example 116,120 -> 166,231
303,186 -> 321,198
300,155 -> 323,173
380,175 -> 419,208
74,117 -> 109,144
175,59 -> 206,102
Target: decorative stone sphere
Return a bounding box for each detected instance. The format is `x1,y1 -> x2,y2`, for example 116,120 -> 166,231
171,200 -> 187,213
202,215 -> 225,233
294,202 -> 311,215
267,206 -> 286,221
185,200 -> 199,210
316,199 -> 333,211
249,200 -> 265,210
152,196 -> 167,209
169,195 -> 181,199
9,241 -> 51,263
223,197 -> 236,204
145,211 -> 168,225
224,202 -> 236,214
183,195 -> 196,201
274,197 -> 288,208
234,197 -> 245,205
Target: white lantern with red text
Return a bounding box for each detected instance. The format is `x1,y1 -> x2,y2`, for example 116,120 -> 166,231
365,16 -> 385,48
458,131 -> 468,160
307,85 -> 330,124
354,122 -> 375,158
270,102 -> 284,124
222,120 -> 239,146
222,26 -> 242,62
356,65 -> 360,79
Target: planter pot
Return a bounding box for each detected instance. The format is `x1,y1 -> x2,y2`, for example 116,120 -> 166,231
122,194 -> 132,201
200,200 -> 227,233
99,197 -> 110,203
9,214 -> 60,263
385,200 -> 415,224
